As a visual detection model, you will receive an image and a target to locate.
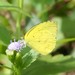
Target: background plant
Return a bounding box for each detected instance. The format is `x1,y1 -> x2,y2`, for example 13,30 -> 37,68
0,0 -> 75,75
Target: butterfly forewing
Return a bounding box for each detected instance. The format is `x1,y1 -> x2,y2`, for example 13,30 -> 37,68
25,21 -> 57,55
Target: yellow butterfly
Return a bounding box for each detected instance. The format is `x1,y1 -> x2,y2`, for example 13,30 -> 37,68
24,21 -> 57,55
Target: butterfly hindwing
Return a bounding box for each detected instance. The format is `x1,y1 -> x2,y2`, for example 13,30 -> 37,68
25,21 -> 57,55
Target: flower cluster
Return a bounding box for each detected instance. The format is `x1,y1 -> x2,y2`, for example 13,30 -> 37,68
6,39 -> 26,55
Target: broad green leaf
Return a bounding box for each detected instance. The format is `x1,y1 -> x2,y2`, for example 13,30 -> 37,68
20,46 -> 31,56
62,17 -> 75,38
22,55 -> 75,75
22,49 -> 38,69
0,25 -> 11,46
38,55 -> 71,63
9,46 -> 31,70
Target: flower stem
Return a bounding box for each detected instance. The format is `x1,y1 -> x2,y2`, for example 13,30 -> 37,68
13,0 -> 23,75
16,0 -> 23,39
12,65 -> 21,75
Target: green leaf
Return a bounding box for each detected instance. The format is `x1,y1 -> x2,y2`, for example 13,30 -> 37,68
38,55 -> 71,63
0,43 -> 6,54
0,54 -> 12,75
22,55 -> 75,75
22,49 -> 38,69
62,17 -> 75,38
0,25 -> 11,46
10,46 -> 31,71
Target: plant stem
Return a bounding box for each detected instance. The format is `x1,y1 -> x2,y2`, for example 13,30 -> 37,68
0,64 -> 12,70
12,65 -> 21,75
16,0 -> 23,39
13,0 -> 23,75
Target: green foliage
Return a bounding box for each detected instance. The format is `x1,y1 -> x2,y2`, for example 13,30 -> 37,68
0,0 -> 75,75
0,25 -> 11,45
22,55 -> 75,75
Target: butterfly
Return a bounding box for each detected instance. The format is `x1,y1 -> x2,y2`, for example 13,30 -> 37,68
24,21 -> 57,55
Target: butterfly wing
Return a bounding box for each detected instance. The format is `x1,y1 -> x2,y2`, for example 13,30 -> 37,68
24,21 -> 57,55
